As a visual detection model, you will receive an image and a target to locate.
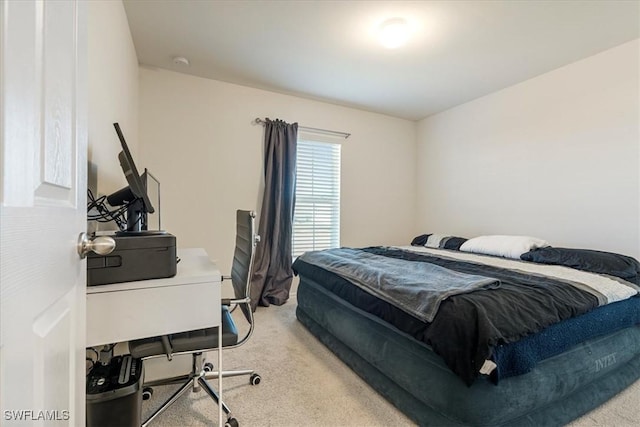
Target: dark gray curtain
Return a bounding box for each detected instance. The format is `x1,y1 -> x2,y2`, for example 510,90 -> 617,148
251,118 -> 298,309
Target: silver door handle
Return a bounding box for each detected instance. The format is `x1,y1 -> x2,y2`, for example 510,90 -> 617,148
77,232 -> 116,259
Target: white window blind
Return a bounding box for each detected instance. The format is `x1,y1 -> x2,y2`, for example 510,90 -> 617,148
293,139 -> 341,257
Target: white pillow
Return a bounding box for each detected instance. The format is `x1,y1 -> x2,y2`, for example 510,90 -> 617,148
459,235 -> 550,259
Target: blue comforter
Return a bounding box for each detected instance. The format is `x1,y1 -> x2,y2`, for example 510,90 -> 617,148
492,295 -> 640,381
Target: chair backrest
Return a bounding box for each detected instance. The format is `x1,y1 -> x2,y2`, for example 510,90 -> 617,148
230,210 -> 258,323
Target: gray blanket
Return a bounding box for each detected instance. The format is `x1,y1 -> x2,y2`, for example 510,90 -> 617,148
297,248 -> 501,322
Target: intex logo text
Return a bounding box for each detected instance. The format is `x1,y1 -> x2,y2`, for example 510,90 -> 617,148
594,353 -> 617,372
4,410 -> 70,421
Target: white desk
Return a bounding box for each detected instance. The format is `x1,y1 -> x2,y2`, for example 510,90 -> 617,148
86,248 -> 221,347
86,248 -> 224,425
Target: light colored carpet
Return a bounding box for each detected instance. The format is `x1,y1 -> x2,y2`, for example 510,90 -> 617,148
141,302 -> 640,427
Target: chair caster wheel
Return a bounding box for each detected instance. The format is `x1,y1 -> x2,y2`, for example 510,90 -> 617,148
225,417 -> 239,427
249,373 -> 261,385
204,362 -> 214,372
142,387 -> 153,400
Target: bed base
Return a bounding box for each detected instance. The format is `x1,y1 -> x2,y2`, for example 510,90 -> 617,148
296,277 -> 640,426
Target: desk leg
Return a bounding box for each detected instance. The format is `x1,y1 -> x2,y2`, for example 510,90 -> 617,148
218,325 -> 223,426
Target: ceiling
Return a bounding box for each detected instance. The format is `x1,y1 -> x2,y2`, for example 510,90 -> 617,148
123,0 -> 640,121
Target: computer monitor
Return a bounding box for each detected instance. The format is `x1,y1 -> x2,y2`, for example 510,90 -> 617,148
143,168 -> 162,231
107,123 -> 155,233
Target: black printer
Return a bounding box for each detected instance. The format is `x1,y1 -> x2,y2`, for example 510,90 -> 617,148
87,232 -> 177,286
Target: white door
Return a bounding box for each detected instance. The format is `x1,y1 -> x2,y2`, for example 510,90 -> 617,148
1,0 -> 87,425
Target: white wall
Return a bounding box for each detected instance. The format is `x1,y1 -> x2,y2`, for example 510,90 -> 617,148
138,67 -> 416,276
88,0 -> 139,197
416,39 -> 640,259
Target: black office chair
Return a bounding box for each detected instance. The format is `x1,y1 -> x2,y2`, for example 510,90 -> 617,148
129,210 -> 261,427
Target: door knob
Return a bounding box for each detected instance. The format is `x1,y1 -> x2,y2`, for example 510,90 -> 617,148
77,233 -> 116,259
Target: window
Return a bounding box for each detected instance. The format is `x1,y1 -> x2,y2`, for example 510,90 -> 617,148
293,139 -> 341,257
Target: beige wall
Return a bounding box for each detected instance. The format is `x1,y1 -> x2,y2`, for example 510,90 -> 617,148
88,0 -> 139,198
137,67 -> 417,276
416,39 -> 640,259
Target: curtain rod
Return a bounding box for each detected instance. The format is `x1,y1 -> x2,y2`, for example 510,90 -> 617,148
254,118 -> 350,139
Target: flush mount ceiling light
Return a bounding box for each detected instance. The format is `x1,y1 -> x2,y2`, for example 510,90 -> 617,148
378,17 -> 411,49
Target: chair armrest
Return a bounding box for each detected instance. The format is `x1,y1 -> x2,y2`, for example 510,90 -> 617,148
221,297 -> 250,306
161,335 -> 173,361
